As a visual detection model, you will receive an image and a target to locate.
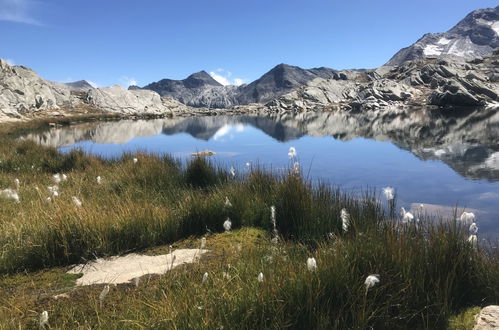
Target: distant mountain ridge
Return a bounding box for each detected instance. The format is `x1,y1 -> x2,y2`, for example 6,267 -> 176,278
137,64 -> 345,108
386,6 -> 499,65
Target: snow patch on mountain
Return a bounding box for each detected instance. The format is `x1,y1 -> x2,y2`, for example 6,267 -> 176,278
423,45 -> 442,56
437,38 -> 452,45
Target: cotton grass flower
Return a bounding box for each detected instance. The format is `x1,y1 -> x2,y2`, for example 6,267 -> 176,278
14,178 -> 20,189
202,272 -> 209,283
223,218 -> 232,231
469,222 -> 478,235
0,188 -> 19,202
288,146 -> 297,159
39,311 -> 49,328
224,196 -> 232,208
52,173 -> 61,184
72,196 -> 82,207
400,207 -> 414,223
341,208 -> 350,232
200,237 -> 207,249
307,257 -> 317,271
96,176 -> 102,184
48,185 -> 59,197
382,187 -> 394,201
99,285 -> 110,307
230,166 -> 236,178
460,212 -> 475,225
133,158 -> 138,164
468,234 -> 478,245
257,272 -> 264,282
364,274 -> 380,290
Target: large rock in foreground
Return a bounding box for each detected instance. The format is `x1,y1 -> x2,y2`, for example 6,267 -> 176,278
474,305 -> 499,329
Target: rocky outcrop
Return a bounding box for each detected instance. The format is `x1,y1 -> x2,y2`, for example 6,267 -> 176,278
0,59 -> 76,118
0,59 -> 194,119
263,54 -> 499,112
387,6 -> 499,66
86,85 -> 189,115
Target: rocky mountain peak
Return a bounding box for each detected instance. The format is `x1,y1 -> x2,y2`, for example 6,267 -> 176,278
184,70 -> 222,88
386,6 -> 499,66
448,6 -> 499,46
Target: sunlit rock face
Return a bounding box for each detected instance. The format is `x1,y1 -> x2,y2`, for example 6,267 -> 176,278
0,59 -> 76,118
21,106 -> 499,181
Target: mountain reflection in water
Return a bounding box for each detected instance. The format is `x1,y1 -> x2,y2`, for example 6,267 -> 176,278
22,107 -> 499,234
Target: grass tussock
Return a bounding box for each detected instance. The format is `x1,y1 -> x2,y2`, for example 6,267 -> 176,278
0,119 -> 498,329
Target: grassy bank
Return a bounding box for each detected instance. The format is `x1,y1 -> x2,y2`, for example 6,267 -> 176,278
0,119 -> 498,329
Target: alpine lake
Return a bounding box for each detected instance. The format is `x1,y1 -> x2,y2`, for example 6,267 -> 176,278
22,106 -> 499,236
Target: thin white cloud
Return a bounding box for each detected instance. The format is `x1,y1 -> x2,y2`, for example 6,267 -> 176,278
209,72 -> 231,86
209,69 -> 245,86
119,76 -> 138,88
0,0 -> 42,25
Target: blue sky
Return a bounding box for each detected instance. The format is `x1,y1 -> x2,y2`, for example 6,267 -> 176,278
1,0 -> 497,87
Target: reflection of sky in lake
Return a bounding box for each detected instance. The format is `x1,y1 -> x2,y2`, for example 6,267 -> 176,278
55,121 -> 499,236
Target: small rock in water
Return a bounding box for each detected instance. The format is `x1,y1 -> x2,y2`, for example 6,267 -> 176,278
191,150 -> 216,157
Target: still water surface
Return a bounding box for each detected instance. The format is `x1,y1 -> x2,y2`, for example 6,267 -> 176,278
23,108 -> 499,235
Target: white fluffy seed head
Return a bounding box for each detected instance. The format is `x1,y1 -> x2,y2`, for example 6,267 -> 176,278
223,218 -> 232,232
365,274 -> 380,290
307,257 -> 317,271
200,237 -> 207,249
52,173 -> 61,184
225,196 -> 232,208
96,176 -> 102,184
288,146 -> 297,158
39,311 -> 49,328
257,272 -> 264,282
460,212 -> 475,225
133,158 -> 138,164
400,207 -> 414,223
469,222 -> 478,235
48,185 -> 59,197
0,188 -> 19,202
202,272 -> 209,283
230,166 -> 236,178
468,234 -> 478,246
14,178 -> 20,189
341,208 -> 350,232
383,187 -> 394,201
